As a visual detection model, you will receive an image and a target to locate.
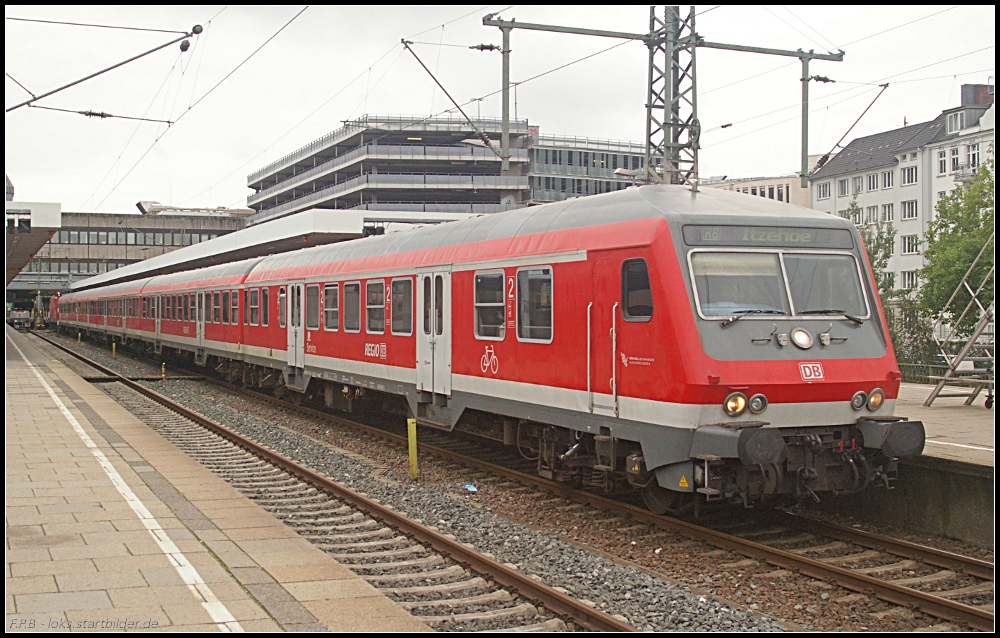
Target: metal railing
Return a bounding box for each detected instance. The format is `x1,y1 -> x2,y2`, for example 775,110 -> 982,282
249,173 -> 529,224
248,144 -> 528,203
534,134 -> 645,154
249,114 -> 530,184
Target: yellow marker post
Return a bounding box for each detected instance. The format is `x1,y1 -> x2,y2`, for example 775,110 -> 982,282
77,332 -> 81,344
112,342 -> 116,359
161,363 -> 166,381
407,418 -> 419,481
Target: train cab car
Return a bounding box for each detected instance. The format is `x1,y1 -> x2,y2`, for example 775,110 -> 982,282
54,184 -> 925,512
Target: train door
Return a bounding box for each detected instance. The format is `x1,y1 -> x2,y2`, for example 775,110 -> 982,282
196,292 -> 205,349
416,269 -> 452,397
286,282 -> 305,369
590,258 -> 619,417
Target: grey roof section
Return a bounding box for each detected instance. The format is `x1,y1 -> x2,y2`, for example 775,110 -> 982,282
144,257 -> 266,290
248,185 -> 851,278
68,277 -> 154,300
811,114 -> 946,181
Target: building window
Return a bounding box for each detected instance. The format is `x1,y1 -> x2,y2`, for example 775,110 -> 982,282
777,184 -> 784,202
838,179 -> 849,197
323,284 -> 338,330
882,203 -> 894,222
900,271 -> 918,289
343,283 -> 361,332
967,143 -> 980,168
950,147 -> 959,171
816,182 -> 830,200
937,191 -> 946,201
901,235 -> 920,254
866,206 -> 878,224
391,279 -> 412,335
901,200 -> 918,220
768,185 -> 775,199
474,271 -> 505,339
751,186 -> 757,196
901,166 -> 917,185
517,267 -> 553,342
867,173 -> 878,191
938,150 -> 947,174
852,176 -> 863,194
306,284 -> 320,330
947,111 -> 965,133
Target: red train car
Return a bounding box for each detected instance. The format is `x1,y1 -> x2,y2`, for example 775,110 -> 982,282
58,185 -> 925,511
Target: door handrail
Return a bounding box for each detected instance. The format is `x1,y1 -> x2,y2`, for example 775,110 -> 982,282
587,302 -> 593,412
611,302 -> 619,417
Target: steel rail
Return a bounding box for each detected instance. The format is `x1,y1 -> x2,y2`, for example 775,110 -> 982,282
197,375 -> 995,631
30,332 -> 635,633
767,510 -> 995,582
150,366 -> 997,631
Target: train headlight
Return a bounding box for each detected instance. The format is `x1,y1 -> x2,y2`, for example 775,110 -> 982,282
724,392 -> 748,417
790,327 -> 813,349
867,388 -> 885,411
851,391 -> 868,411
748,393 -> 768,414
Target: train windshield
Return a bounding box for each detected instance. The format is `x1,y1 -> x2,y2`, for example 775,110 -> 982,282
690,251 -> 868,319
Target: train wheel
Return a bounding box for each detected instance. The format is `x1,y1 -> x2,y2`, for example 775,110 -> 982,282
641,484 -> 691,515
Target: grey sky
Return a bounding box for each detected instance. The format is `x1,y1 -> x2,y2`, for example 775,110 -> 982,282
5,5 -> 995,214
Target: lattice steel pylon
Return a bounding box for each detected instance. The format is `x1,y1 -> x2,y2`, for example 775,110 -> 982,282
924,231 -> 995,408
645,6 -> 699,186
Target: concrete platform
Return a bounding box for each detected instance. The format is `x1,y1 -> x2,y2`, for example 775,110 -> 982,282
895,382 -> 994,468
5,326 -> 429,632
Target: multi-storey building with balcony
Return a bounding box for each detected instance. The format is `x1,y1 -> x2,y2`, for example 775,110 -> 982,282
809,84 -> 994,292
246,115 -> 647,225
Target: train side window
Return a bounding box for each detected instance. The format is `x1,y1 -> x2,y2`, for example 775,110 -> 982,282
306,284 -> 320,330
422,276 -> 431,335
434,275 -> 443,336
213,291 -> 222,323
622,259 -> 653,322
249,289 -> 260,326
222,291 -> 231,324
278,287 -> 286,328
474,271 -> 505,340
243,290 -> 249,325
343,283 -> 361,332
366,280 -> 385,334
323,284 -> 338,331
262,288 -> 269,327
516,267 -> 553,343
231,289 -> 239,325
391,279 -> 412,336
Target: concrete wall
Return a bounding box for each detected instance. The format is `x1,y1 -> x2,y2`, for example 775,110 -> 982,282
807,456 -> 994,548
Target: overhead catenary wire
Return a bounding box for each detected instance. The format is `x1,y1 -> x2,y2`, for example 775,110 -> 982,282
92,7 -> 308,210
4,16 -> 188,34
780,6 -> 840,52
700,5 -> 961,97
5,72 -> 35,97
761,6 -> 834,53
27,104 -> 174,124
178,4 -> 506,206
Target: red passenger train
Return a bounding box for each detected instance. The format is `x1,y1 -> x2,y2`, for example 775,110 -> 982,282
54,185 -> 925,512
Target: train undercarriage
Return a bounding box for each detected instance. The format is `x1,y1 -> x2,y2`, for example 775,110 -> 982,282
64,327 -> 925,516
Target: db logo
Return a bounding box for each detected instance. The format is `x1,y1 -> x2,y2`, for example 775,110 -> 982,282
799,362 -> 824,381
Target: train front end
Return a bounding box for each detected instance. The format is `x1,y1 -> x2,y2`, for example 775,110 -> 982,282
651,214 -> 925,510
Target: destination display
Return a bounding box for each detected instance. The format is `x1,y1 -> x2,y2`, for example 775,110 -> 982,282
682,225 -> 854,249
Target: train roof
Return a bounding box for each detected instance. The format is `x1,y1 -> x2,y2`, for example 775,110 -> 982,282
61,276 -> 155,301
143,257 -> 266,292
246,184 -> 851,280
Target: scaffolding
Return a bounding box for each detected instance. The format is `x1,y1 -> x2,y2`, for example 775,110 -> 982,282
924,232 -> 995,408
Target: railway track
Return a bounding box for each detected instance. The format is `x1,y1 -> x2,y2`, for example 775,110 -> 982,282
36,330 -> 995,631
29,332 -> 632,633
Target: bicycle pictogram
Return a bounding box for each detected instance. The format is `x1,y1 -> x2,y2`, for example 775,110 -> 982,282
481,344 -> 499,374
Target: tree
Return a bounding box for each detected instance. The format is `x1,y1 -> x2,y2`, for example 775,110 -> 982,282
918,150 -> 995,335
